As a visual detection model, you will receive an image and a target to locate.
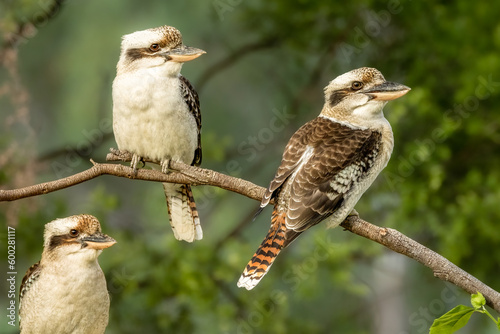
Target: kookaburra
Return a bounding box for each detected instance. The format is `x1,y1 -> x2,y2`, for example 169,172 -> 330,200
238,67 -> 410,290
19,214 -> 116,333
112,25 -> 205,242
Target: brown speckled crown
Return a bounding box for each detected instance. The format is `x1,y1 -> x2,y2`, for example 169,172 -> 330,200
75,214 -> 102,234
148,25 -> 183,49
354,67 -> 385,82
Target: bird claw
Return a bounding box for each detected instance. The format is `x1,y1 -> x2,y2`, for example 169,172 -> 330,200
160,159 -> 171,174
109,147 -> 121,156
130,154 -> 143,175
348,209 -> 359,217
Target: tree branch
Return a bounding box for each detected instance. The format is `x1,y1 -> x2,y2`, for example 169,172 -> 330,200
1,149 -> 499,313
0,150 -> 263,203
1,0 -> 65,51
341,216 -> 500,314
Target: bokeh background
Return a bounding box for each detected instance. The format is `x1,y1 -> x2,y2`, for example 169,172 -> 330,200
1,1 -> 500,333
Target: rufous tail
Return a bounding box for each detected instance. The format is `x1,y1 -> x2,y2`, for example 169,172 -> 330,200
163,183 -> 202,242
237,211 -> 287,290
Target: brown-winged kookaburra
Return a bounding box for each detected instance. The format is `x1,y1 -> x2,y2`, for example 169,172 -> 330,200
19,214 -> 116,333
112,25 -> 205,242
237,67 -> 410,290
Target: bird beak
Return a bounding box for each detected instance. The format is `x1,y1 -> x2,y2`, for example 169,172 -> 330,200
165,45 -> 206,63
365,81 -> 411,101
81,233 -> 116,250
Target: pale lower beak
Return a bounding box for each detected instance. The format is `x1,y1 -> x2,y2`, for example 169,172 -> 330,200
165,45 -> 206,63
82,234 -> 116,250
366,81 -> 411,101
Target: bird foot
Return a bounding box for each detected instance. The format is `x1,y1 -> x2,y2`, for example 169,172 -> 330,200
348,209 -> 359,217
109,147 -> 122,156
130,154 -> 145,175
160,159 -> 171,174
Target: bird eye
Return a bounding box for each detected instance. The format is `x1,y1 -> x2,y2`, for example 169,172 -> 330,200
69,229 -> 79,237
149,44 -> 160,52
351,81 -> 363,90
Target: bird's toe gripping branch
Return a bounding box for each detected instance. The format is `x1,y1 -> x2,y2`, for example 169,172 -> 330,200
348,209 -> 359,217
130,154 -> 142,174
160,159 -> 172,174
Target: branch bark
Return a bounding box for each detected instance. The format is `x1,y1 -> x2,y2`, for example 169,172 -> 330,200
0,151 -> 263,203
341,217 -> 500,313
1,149 -> 499,314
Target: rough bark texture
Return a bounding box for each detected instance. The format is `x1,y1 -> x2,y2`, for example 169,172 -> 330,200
341,217 -> 500,313
1,149 -> 499,313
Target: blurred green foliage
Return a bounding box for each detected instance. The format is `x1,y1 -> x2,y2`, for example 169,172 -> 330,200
1,0 -> 500,333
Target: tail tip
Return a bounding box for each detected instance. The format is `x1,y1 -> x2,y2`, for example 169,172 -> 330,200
171,219 -> 203,242
237,276 -> 259,290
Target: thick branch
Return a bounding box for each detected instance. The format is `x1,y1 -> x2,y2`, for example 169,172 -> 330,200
1,149 -> 499,313
341,217 -> 500,313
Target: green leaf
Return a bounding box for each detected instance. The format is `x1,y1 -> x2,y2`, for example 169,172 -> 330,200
471,292 -> 486,309
430,305 -> 475,334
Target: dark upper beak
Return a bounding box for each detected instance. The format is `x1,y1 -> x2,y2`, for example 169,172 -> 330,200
81,233 -> 116,250
163,45 -> 206,63
365,81 -> 411,101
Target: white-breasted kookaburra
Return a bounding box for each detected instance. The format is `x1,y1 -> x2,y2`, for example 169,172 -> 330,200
112,25 -> 205,242
238,67 -> 410,290
19,214 -> 116,333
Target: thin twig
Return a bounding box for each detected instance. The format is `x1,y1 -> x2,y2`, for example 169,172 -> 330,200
0,150 -> 264,202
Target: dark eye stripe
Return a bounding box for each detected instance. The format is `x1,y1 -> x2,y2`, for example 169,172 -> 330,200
48,233 -> 79,251
329,90 -> 348,107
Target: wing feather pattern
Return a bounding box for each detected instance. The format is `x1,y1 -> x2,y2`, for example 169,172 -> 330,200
262,117 -> 382,234
179,75 -> 202,166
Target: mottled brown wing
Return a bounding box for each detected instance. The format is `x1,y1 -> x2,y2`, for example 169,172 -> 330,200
285,117 -> 381,231
260,126 -> 310,208
261,117 -> 356,207
179,75 -> 202,166
20,261 -> 41,301
262,117 -> 381,231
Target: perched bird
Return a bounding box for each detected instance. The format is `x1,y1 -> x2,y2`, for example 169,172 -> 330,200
19,214 -> 116,333
112,25 -> 205,242
238,67 -> 410,290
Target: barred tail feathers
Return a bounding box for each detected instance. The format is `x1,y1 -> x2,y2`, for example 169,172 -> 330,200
237,211 -> 287,290
163,183 -> 202,242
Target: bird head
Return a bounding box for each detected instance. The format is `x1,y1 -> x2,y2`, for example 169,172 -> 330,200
42,214 -> 116,262
116,25 -> 205,76
322,67 -> 410,128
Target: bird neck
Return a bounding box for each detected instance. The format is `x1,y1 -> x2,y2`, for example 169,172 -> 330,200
117,60 -> 183,78
320,103 -> 390,131
41,247 -> 101,270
